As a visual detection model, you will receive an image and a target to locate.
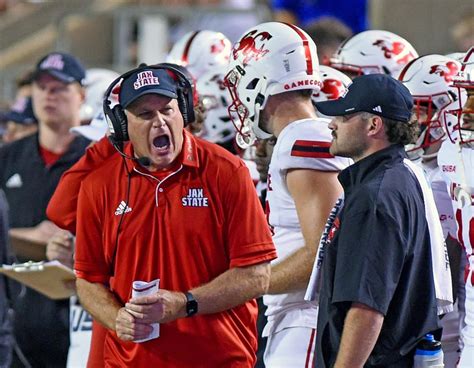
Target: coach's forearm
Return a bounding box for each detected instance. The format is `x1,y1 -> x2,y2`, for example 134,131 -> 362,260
76,278 -> 123,330
190,262 -> 270,315
334,302 -> 384,368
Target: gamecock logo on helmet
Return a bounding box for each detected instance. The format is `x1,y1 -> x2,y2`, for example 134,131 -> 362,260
316,79 -> 345,100
210,40 -> 227,55
429,62 -> 459,83
232,30 -> 273,66
373,40 -> 415,65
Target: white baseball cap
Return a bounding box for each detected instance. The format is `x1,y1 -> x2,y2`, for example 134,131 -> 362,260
70,109 -> 108,141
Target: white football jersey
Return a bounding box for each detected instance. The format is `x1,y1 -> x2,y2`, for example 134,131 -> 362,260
263,118 -> 351,331
267,118 -> 351,232
421,160 -> 458,240
438,141 -> 474,347
438,142 -> 474,258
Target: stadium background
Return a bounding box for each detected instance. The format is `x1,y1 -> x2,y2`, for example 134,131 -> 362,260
0,0 -> 472,104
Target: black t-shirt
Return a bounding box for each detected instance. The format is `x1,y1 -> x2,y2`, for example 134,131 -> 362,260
0,190 -> 13,366
316,144 -> 439,368
0,132 -> 90,228
0,132 -> 90,366
0,133 -> 90,228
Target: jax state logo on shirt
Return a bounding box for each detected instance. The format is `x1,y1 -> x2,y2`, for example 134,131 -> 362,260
182,188 -> 209,207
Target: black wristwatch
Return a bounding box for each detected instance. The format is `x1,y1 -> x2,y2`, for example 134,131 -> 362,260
185,291 -> 198,317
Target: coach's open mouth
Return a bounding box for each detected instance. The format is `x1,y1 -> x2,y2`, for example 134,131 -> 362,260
152,134 -> 171,154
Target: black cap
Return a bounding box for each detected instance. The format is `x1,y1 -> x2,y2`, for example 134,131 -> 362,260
33,52 -> 86,85
315,74 -> 414,122
119,68 -> 178,108
0,96 -> 37,125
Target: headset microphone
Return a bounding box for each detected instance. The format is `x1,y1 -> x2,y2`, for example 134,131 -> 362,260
108,136 -> 152,167
137,157 -> 151,167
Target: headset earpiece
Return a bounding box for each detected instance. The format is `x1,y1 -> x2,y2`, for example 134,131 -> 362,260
111,105 -> 129,141
103,75 -> 129,143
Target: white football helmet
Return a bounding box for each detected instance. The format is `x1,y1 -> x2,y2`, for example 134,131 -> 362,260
330,30 -> 418,77
445,52 -> 466,62
166,30 -> 232,80
399,54 -> 466,157
445,47 -> 474,146
197,67 -> 235,144
80,68 -> 120,122
225,22 -> 321,148
312,65 -> 351,103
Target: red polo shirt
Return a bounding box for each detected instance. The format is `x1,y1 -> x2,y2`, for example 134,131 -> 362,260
47,136 -> 118,234
74,130 -> 276,367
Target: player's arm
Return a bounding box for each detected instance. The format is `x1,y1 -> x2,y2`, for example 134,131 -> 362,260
334,302 -> 384,368
267,168 -> 342,294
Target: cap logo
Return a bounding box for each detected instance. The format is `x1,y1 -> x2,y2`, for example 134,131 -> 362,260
40,54 -> 64,71
134,71 -> 159,90
373,105 -> 382,113
11,97 -> 28,113
429,62 -> 459,83
232,30 -> 272,66
372,40 -> 415,65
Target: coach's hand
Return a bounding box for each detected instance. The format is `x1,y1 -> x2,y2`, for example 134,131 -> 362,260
115,307 -> 153,342
125,290 -> 187,324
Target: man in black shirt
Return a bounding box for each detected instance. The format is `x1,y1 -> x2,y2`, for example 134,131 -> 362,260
0,190 -> 13,367
0,52 -> 90,367
313,74 -> 442,367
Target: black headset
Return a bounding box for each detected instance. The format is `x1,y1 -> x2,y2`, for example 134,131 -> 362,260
103,62 -> 196,143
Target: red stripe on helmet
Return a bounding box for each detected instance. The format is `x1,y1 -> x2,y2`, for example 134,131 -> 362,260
284,23 -> 313,75
182,31 -> 201,65
398,57 -> 418,81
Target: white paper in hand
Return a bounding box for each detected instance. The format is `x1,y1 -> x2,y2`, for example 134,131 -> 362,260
131,279 -> 160,343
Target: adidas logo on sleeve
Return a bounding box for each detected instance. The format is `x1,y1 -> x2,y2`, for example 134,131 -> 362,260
5,173 -> 23,188
115,201 -> 132,216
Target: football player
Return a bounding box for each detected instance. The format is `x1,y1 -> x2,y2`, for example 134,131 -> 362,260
399,54 -> 467,366
225,22 -> 351,366
438,47 -> 474,368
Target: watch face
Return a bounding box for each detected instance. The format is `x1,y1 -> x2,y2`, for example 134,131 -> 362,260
186,292 -> 198,317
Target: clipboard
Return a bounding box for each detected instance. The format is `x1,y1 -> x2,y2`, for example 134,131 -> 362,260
0,260 -> 76,300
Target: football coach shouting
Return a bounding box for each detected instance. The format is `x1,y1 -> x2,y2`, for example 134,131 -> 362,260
74,64 -> 276,367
